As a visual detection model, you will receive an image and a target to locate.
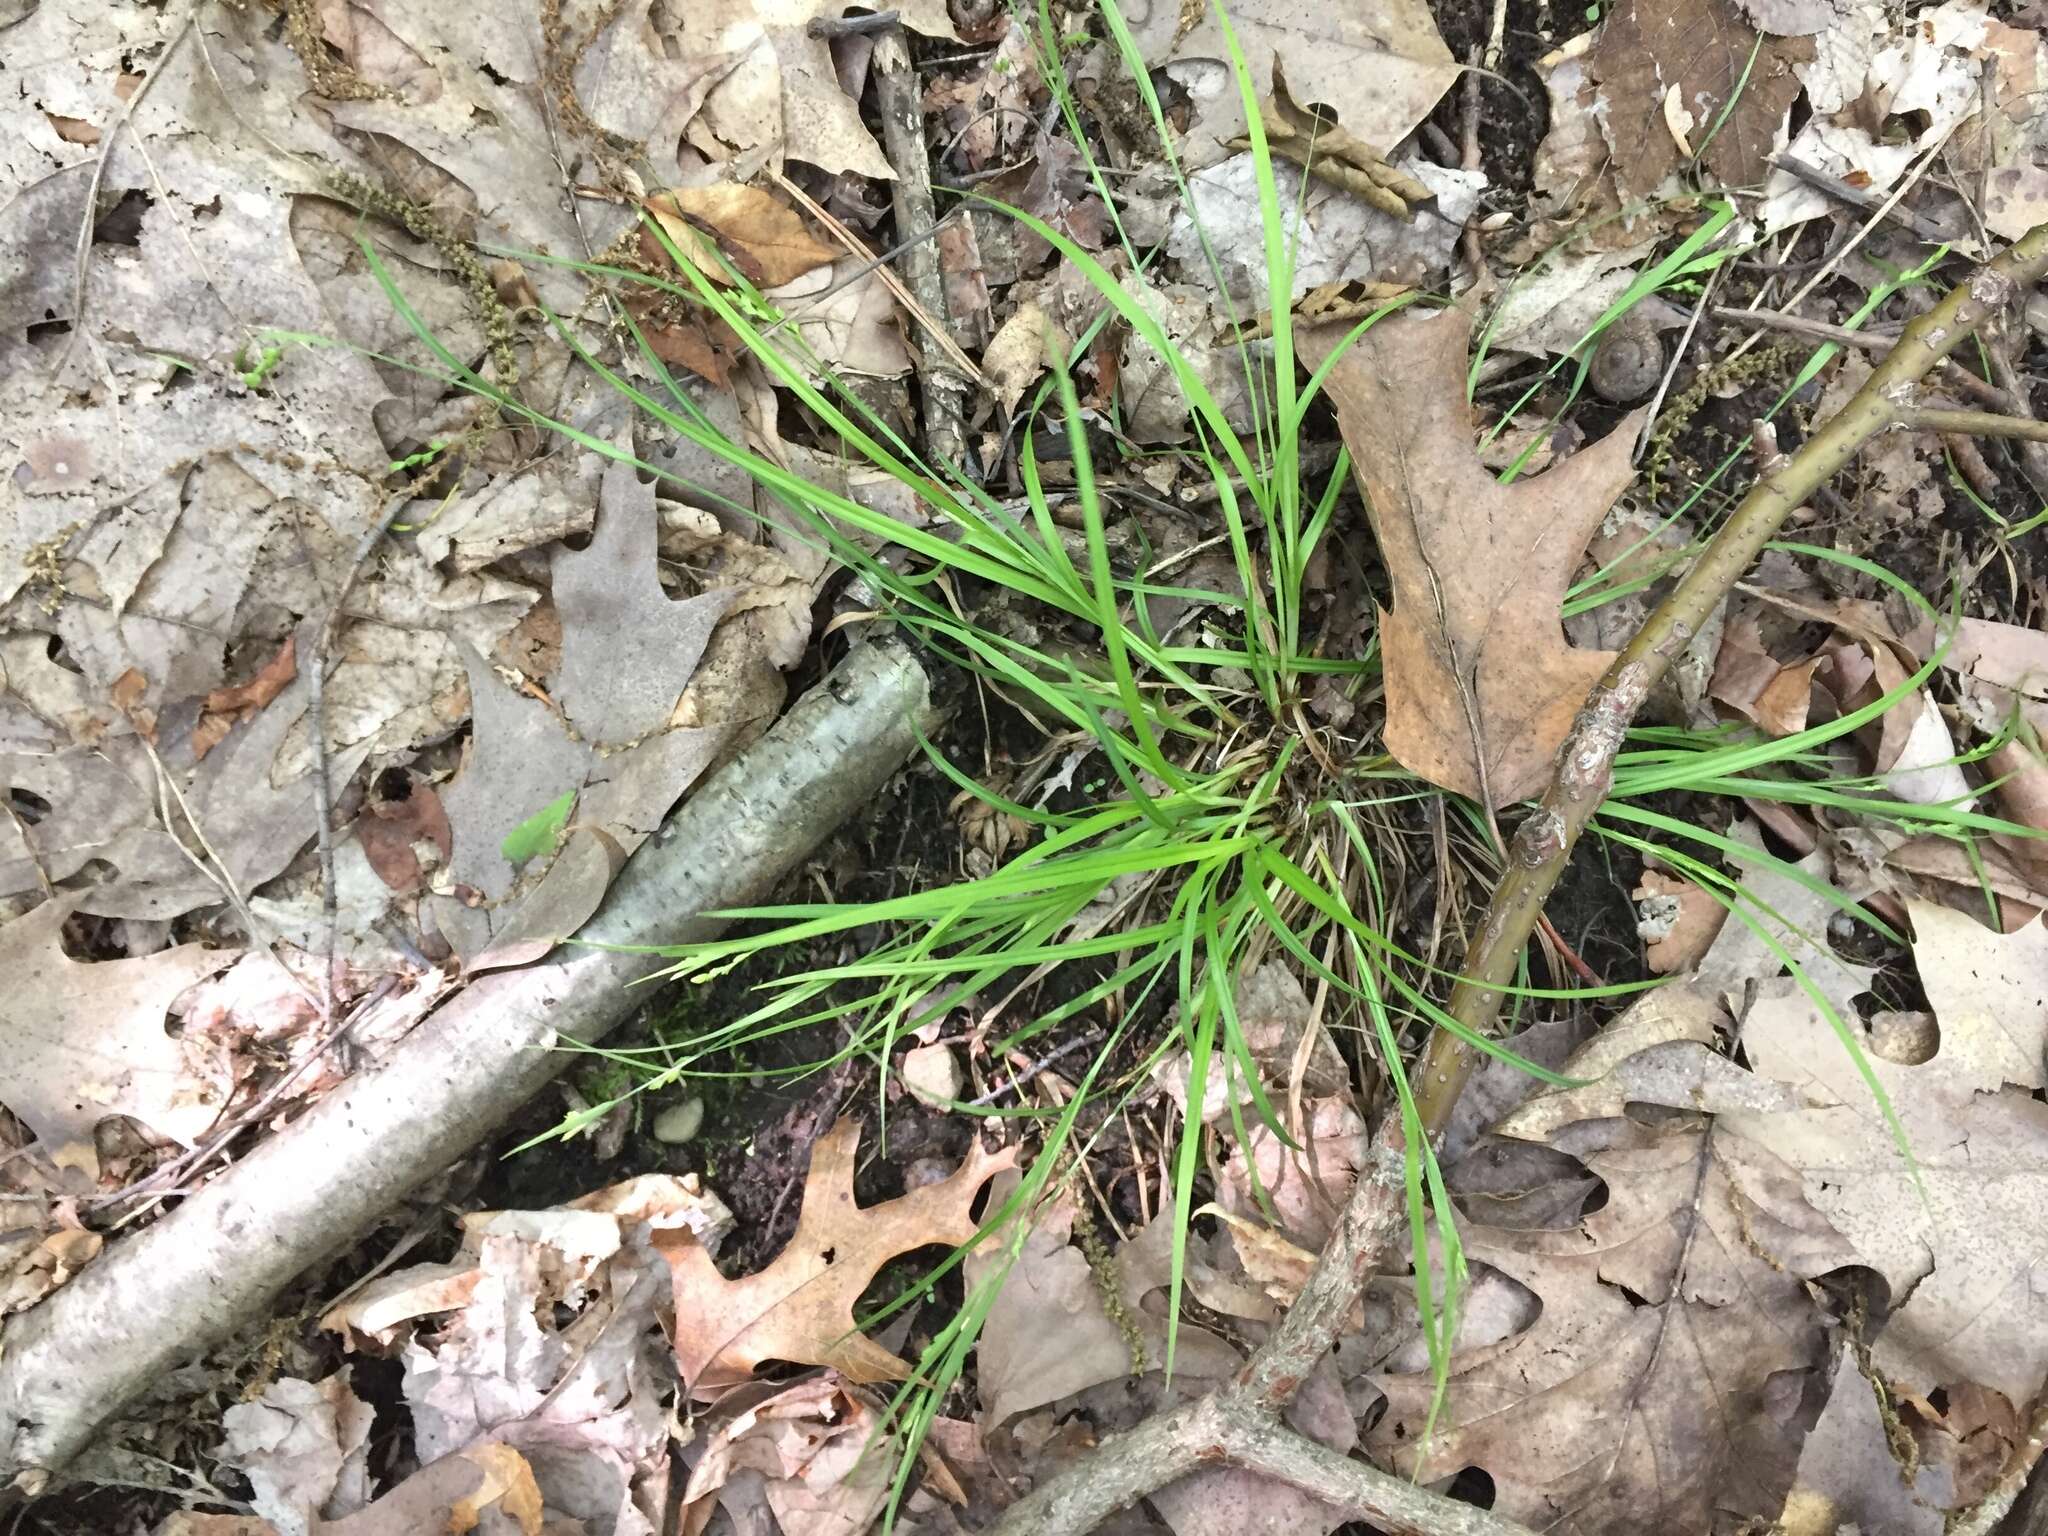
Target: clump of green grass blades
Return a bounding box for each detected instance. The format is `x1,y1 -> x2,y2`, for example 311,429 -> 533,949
306,0 -> 2046,1507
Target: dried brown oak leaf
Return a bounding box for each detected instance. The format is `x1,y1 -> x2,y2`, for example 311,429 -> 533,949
1370,993 -> 1857,1532
1299,306 -> 1647,803
1591,0 -> 1810,199
643,185 -> 837,290
656,1118 -> 1015,1394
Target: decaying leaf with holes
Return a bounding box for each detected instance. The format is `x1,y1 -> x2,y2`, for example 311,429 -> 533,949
1722,902 -> 2048,1407
1370,989 -> 1859,1532
1298,306 -> 1649,803
654,1118 -> 1015,1394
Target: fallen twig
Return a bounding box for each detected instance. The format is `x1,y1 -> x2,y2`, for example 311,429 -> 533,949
988,219 -> 2048,1536
0,642 -> 932,1491
872,22 -> 974,474
1771,151 -> 1955,245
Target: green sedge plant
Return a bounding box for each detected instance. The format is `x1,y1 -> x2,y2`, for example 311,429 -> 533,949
308,0 -> 2045,1502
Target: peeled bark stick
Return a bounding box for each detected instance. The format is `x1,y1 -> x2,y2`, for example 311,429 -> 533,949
873,23 -> 972,473
987,220 -> 2048,1536
0,641 -> 933,1492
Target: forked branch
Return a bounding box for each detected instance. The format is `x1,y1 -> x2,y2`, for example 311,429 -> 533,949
990,220 -> 2048,1536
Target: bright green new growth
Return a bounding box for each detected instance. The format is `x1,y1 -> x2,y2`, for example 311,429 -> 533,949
315,0 -> 2047,1508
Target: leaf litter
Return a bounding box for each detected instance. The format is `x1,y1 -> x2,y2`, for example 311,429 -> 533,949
4,0 -> 2048,1528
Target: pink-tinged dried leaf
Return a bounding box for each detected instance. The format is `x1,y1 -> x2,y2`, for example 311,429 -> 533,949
1163,0 -> 1460,173
1298,306 -> 1648,801
354,776 -> 452,893
971,1201 -> 1243,1426
1904,615 -> 2048,736
193,634 -> 298,761
656,1119 -> 1015,1393
1710,615 -> 1821,735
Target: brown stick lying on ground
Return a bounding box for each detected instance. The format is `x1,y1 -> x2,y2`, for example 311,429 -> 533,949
991,220 -> 2048,1536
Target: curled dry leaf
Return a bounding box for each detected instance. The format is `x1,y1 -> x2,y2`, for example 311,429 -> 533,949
680,1375 -> 893,1536
656,1118 -> 1015,1394
1197,1204 -> 1361,1328
220,1370 -> 374,1531
1297,306 -> 1648,802
1492,985 -> 1817,1141
192,633 -> 298,761
1226,62 -> 1434,218
645,185 -> 839,290
676,0 -> 962,181
0,1227 -> 102,1319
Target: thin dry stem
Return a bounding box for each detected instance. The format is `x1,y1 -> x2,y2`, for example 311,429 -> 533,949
1897,405 -> 2048,442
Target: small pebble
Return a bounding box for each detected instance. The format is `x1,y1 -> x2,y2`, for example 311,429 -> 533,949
652,1095 -> 706,1145
901,1044 -> 962,1107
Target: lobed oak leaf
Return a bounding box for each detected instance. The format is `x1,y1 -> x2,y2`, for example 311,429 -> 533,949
1298,306 -> 1648,803
656,1118 -> 1014,1394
